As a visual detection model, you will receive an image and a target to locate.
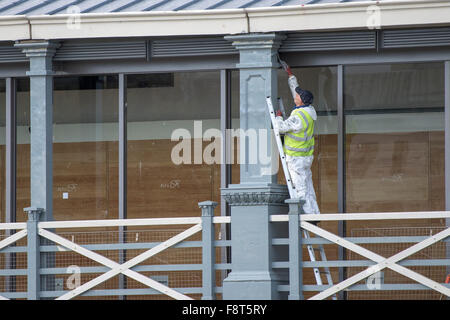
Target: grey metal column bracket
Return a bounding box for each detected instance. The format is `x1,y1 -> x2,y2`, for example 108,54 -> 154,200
24,207 -> 43,300
286,198 -> 305,300
199,201 -> 218,300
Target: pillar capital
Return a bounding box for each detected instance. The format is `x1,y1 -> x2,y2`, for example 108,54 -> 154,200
198,201 -> 218,217
285,198 -> 306,215
24,207 -> 44,222
14,40 -> 60,76
225,33 -> 286,48
14,40 -> 60,57
225,33 -> 286,70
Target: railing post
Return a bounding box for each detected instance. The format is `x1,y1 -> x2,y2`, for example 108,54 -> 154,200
286,198 -> 305,300
24,207 -> 43,300
199,201 -> 218,300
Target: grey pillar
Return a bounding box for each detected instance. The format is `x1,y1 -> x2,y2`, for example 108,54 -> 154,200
24,207 -> 43,300
221,33 -> 289,300
15,40 -> 59,295
199,201 -> 218,300
14,40 -> 59,221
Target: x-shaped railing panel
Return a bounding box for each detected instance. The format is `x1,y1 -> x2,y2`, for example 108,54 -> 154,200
38,224 -> 202,300
300,221 -> 450,300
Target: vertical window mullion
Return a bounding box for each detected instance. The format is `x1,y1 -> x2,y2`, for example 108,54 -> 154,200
337,64 -> 347,300
5,77 -> 17,293
6,77 -> 16,225
220,69 -> 232,272
118,73 -> 127,298
445,61 -> 450,212
445,61 -> 450,276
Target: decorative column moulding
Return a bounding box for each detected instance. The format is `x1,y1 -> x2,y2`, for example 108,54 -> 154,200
222,187 -> 289,206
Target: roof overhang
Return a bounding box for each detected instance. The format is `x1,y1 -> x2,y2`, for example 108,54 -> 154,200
2,0 -> 450,42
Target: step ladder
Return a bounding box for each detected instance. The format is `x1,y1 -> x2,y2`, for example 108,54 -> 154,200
266,96 -> 337,300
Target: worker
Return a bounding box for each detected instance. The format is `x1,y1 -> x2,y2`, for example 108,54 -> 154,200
274,75 -> 320,215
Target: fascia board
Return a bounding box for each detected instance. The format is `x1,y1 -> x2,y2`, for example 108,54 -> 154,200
27,10 -> 249,40
0,15 -> 30,41
247,0 -> 450,33
0,0 -> 449,41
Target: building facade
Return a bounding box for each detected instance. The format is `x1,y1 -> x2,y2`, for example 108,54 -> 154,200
0,0 -> 449,300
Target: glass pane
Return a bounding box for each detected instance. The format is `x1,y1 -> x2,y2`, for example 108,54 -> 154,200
126,71 -> 221,219
344,62 -> 445,300
278,66 -> 338,214
53,75 -> 119,220
345,62 -> 444,213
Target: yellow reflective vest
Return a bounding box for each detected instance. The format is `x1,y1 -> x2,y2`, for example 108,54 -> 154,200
283,107 -> 315,157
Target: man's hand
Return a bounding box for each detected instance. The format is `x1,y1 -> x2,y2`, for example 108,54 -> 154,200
276,110 -> 283,117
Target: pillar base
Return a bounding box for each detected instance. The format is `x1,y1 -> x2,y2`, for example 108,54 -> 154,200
223,271 -> 287,300
221,183 -> 289,300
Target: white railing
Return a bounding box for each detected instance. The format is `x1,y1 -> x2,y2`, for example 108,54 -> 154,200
2,200 -> 449,300
0,202 -> 231,300
272,202 -> 450,300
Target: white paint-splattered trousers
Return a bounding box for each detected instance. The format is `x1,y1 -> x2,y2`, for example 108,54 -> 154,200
286,155 -> 320,214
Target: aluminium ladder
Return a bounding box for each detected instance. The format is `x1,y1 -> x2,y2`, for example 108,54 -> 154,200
266,96 -> 337,300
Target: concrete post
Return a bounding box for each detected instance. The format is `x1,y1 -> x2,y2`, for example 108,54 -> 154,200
199,201 -> 218,300
221,33 -> 289,300
15,40 -> 60,294
286,198 -> 305,300
24,207 -> 43,300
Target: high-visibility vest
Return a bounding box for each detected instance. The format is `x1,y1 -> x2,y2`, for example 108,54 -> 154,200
284,107 -> 315,157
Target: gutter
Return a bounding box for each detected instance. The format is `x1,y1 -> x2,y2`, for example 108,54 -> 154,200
0,0 -> 450,42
